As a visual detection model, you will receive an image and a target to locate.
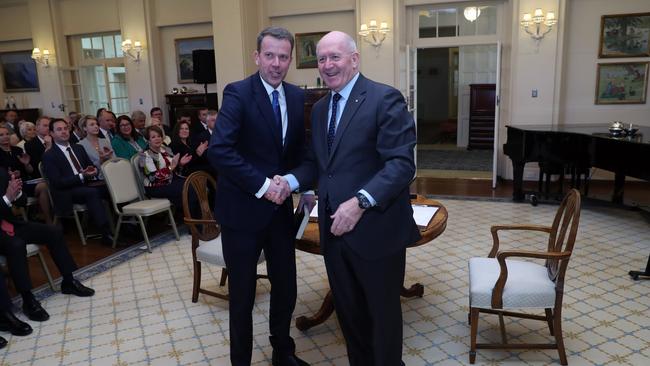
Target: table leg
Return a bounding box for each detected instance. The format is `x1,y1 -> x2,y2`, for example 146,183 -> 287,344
401,283 -> 424,298
296,290 -> 335,331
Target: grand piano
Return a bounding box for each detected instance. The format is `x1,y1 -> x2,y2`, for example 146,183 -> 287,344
503,124 -> 650,203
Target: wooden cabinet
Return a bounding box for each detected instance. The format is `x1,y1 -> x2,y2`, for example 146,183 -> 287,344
304,88 -> 329,141
0,108 -> 40,123
468,84 -> 495,150
165,93 -> 218,129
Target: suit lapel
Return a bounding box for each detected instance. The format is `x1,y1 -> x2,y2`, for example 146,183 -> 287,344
252,74 -> 282,151
328,76 -> 367,165
315,95 -> 330,170
283,86 -> 296,154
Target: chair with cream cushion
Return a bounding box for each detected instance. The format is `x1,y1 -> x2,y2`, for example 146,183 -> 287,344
182,171 -> 265,302
101,158 -> 179,252
468,189 -> 581,365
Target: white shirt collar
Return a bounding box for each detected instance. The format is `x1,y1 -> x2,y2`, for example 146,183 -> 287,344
259,74 -> 285,99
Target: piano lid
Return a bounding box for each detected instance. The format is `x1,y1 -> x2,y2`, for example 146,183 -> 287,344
506,124 -> 650,145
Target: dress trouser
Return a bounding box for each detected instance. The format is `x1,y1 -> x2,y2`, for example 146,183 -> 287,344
0,271 -> 12,312
220,207 -> 297,366
322,215 -> 407,366
0,222 -> 77,293
69,185 -> 111,235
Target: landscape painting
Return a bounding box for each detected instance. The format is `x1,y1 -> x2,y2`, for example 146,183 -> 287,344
595,62 -> 648,104
599,12 -> 650,58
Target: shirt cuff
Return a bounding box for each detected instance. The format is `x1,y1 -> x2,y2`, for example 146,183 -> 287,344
358,189 -> 377,207
255,178 -> 271,199
283,174 -> 300,192
2,195 -> 12,207
79,173 -> 85,182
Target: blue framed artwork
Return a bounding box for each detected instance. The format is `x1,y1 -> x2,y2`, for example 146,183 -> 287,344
0,50 -> 40,92
175,36 -> 214,83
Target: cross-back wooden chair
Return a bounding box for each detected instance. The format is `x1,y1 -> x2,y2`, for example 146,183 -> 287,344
182,171 -> 266,302
468,188 -> 581,365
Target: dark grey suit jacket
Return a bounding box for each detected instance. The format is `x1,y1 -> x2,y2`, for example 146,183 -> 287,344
292,74 -> 420,260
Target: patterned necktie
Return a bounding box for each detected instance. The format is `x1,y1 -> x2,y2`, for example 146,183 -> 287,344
67,147 -> 82,173
327,93 -> 342,154
271,90 -> 282,142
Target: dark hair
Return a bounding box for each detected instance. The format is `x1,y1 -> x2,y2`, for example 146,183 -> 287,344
256,26 -> 294,53
96,107 -> 107,119
145,125 -> 164,140
116,115 -> 139,140
150,107 -> 162,116
171,120 -> 190,143
177,112 -> 192,121
49,118 -> 67,132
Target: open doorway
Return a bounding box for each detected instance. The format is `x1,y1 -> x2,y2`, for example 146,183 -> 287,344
415,45 -> 497,179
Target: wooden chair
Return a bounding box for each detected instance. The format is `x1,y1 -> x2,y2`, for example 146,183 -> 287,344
182,171 -> 265,302
101,158 -> 179,252
468,189 -> 581,365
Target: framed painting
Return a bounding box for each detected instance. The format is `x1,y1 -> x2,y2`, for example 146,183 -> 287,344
0,50 -> 40,92
295,32 -> 326,69
598,12 -> 650,58
175,36 -> 214,83
595,62 -> 648,104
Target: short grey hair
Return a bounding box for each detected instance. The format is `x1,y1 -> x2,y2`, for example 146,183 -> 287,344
131,110 -> 146,121
256,26 -> 294,53
19,121 -> 35,137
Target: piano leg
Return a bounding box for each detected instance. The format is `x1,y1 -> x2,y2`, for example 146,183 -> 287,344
613,172 -> 625,204
512,161 -> 525,201
629,254 -> 650,280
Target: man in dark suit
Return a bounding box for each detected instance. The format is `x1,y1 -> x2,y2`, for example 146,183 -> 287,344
24,116 -> 52,178
207,27 -> 308,366
190,109 -> 216,176
191,107 -> 209,137
280,31 -> 420,365
41,119 -> 113,245
97,110 -> 116,139
0,167 -> 95,324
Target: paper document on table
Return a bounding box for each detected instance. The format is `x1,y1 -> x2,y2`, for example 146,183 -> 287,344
412,205 -> 439,227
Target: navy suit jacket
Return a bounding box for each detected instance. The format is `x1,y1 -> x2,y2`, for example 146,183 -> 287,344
208,73 -> 305,230
292,74 -> 420,260
42,143 -> 95,216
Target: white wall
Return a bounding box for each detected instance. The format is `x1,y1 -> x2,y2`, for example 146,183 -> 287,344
158,23 -> 216,95
270,11 -> 356,87
0,3 -> 31,41
154,0 -> 212,27
58,0 -> 120,35
560,0 -> 650,126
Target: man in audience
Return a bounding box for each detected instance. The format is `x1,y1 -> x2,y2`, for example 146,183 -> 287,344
0,110 -> 20,139
208,26 -> 307,366
150,107 -> 170,135
191,109 -> 216,176
68,111 -> 83,144
131,110 -> 147,137
0,270 -> 32,347
192,107 -> 209,136
41,119 -> 113,245
0,167 -> 95,324
24,116 -> 52,178
97,110 -> 116,139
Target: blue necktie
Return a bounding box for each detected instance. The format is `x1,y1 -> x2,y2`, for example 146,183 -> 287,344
271,90 -> 282,142
327,93 -> 342,154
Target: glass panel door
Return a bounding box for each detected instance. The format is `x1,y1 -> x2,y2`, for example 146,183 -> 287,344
107,66 -> 128,115
81,65 -> 109,114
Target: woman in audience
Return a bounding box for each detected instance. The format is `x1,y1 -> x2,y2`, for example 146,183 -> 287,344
146,117 -> 171,145
169,120 -> 208,176
78,115 -> 114,176
0,126 -> 53,224
16,121 -> 36,152
138,126 -> 192,209
112,115 -> 147,160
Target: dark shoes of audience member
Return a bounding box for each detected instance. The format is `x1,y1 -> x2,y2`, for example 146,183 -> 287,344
0,309 -> 33,336
61,279 -> 95,297
272,351 -> 310,366
22,279 -> 94,322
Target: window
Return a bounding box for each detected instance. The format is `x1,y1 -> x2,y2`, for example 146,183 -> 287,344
418,5 -> 497,39
65,32 -> 129,116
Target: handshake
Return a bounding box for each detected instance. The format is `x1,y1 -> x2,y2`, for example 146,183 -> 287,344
264,175 -> 291,205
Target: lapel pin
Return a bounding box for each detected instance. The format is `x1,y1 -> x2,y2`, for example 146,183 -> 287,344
354,99 -> 359,103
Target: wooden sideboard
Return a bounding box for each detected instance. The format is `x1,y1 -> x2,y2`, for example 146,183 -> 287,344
165,93 -> 218,129
468,84 -> 495,150
0,108 -> 40,123
304,88 -> 329,141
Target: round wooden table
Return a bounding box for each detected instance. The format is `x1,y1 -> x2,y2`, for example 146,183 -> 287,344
294,196 -> 448,331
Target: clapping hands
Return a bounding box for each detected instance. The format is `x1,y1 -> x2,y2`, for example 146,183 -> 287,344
264,175 -> 291,205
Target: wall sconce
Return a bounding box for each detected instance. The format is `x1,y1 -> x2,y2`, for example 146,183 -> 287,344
358,20 -> 390,48
463,7 -> 481,22
121,39 -> 144,63
520,8 -> 557,44
31,47 -> 52,67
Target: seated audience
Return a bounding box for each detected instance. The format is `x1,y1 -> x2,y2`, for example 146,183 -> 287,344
0,168 -> 94,325
0,110 -> 19,139
42,119 -> 113,245
17,121 -> 36,152
147,115 -> 171,145
78,115 -> 114,177
190,109 -> 217,176
193,107 -> 210,136
131,110 -> 147,137
98,109 -> 117,140
68,111 -> 83,144
0,126 -> 53,224
112,115 -> 147,160
24,116 -> 52,178
138,126 -> 192,209
150,107 -> 171,137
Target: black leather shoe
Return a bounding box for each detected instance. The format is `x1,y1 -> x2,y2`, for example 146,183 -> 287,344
0,336 -> 6,349
22,297 -> 50,322
61,279 -> 95,297
0,311 -> 33,336
271,352 -> 310,366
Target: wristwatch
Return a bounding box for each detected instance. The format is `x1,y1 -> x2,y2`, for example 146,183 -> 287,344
356,192 -> 372,209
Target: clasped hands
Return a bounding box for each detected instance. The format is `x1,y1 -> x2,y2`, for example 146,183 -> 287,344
265,176 -> 363,237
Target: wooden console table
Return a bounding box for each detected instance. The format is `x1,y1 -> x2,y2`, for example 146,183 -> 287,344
294,196 -> 448,331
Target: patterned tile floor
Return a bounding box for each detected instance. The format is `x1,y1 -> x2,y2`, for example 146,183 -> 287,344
1,198 -> 648,365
